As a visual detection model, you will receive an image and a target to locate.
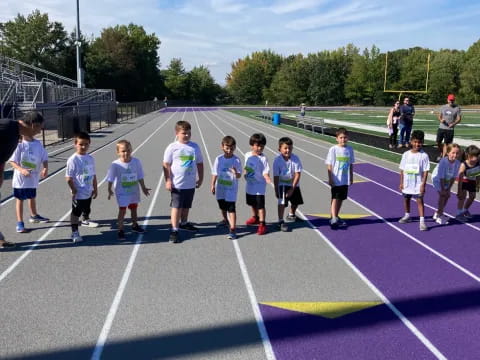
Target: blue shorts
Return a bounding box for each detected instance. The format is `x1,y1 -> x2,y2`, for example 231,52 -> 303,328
14,188 -> 37,200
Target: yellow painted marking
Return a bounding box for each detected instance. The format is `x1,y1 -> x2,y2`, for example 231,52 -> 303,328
353,179 -> 369,183
308,213 -> 371,219
261,301 -> 382,319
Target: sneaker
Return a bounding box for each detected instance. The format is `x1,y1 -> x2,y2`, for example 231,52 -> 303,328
463,211 -> 473,219
435,215 -> 449,225
216,219 -> 228,228
337,217 -> 347,227
397,144 -> 403,148
432,212 -> 438,220
227,231 -> 237,240
285,214 -> 297,223
118,230 -> 126,240
388,144 -> 393,149
246,216 -> 260,225
257,223 -> 267,235
277,221 -> 288,232
456,213 -> 468,222
169,230 -> 181,243
179,222 -> 198,232
131,224 -> 145,234
16,221 -> 27,233
71,231 -> 83,243
29,214 -> 49,223
330,218 -> 339,229
419,222 -> 428,231
0,240 -> 16,249
81,219 -> 99,228
399,215 -> 411,224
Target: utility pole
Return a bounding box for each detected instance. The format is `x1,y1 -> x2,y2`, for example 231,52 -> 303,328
75,0 -> 82,88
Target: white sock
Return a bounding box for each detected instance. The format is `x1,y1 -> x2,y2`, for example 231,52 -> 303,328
420,216 -> 425,223
404,213 -> 410,217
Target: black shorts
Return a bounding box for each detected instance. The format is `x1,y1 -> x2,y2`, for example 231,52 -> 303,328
14,188 -> 37,200
217,199 -> 236,213
246,194 -> 265,210
331,185 -> 348,201
402,193 -> 424,199
72,197 -> 92,217
461,180 -> 477,193
436,128 -> 454,144
170,188 -> 195,209
277,185 -> 304,206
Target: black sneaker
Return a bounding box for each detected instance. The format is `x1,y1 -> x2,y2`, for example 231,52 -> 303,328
179,222 -> 198,232
0,240 -> 16,249
118,230 -> 126,241
131,224 -> 145,234
169,230 -> 181,243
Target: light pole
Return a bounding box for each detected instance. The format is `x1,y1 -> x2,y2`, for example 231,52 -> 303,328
75,0 -> 82,88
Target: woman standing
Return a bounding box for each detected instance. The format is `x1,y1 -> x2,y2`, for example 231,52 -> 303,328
387,101 -> 401,149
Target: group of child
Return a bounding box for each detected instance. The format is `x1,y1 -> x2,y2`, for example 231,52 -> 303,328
4,113 -> 479,247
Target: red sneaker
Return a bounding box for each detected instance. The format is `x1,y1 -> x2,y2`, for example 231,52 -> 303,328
246,216 -> 260,225
257,223 -> 267,235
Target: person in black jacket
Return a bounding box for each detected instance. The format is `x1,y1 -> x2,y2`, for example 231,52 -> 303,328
0,112 -> 45,248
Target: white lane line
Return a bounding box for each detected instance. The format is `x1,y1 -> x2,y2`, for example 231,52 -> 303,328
0,112 -> 170,207
216,111 -> 480,280
0,112 -> 177,285
91,173 -> 165,360
193,110 -> 276,360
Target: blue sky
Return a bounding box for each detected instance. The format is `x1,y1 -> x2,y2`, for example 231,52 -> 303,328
1,0 -> 479,85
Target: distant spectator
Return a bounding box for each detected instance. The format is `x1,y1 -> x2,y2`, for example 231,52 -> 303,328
398,97 -> 415,148
436,94 -> 461,161
300,103 -> 306,117
387,100 -> 401,149
164,96 -> 168,108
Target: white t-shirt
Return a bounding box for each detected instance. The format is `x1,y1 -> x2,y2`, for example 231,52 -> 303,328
325,145 -> 355,186
273,153 -> 302,187
66,153 -> 96,200
163,141 -> 204,190
399,150 -> 430,194
107,157 -> 145,207
244,151 -> 270,195
10,139 -> 48,189
432,157 -> 460,191
212,154 -> 242,202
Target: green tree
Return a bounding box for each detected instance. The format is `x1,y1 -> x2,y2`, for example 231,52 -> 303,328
460,39 -> 480,104
188,65 -> 219,105
164,58 -> 190,101
268,54 -> 309,105
427,50 -> 463,104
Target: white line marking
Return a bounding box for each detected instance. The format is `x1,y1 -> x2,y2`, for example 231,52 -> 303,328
194,110 -> 276,360
91,173 -> 165,360
0,111 -> 177,285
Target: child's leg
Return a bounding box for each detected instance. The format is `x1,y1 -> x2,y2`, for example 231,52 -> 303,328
28,197 -> 38,217
403,197 -> 411,214
118,208 -> 127,231
330,198 -> 342,219
70,213 -> 80,231
416,197 -> 425,217
228,211 -> 236,231
464,192 -> 476,210
258,208 -> 266,223
170,207 -> 181,229
457,190 -> 466,213
16,199 -> 24,222
180,208 -> 190,223
250,206 -> 259,218
437,192 -> 446,216
130,207 -> 138,226
221,210 -> 228,223
277,203 -> 286,221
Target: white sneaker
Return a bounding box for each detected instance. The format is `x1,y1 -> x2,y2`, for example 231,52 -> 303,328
81,219 -> 99,228
435,215 -> 449,225
399,215 -> 411,223
432,212 -> 438,220
71,231 -> 83,243
419,222 -> 428,231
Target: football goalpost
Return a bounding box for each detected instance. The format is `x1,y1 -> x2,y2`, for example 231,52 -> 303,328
383,52 -> 431,100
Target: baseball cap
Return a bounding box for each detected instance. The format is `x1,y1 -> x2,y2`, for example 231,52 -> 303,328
447,94 -> 455,101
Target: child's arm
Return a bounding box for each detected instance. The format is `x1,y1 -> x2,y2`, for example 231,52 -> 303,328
420,170 -> 428,195
92,175 -> 98,199
399,170 -> 404,191
327,165 -> 333,186
66,177 -> 77,198
163,162 -> 173,191
288,172 -> 301,198
196,163 -> 204,188
457,164 -> 465,198
349,164 -> 354,186
138,179 -> 151,196
211,175 -> 217,195
263,173 -> 272,184
107,182 -> 114,199
41,160 -> 48,178
9,160 -> 32,177
273,176 -> 280,198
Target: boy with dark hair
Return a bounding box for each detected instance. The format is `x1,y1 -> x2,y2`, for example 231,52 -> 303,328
244,133 -> 271,235
211,136 -> 242,239
66,132 -> 98,243
326,128 -> 355,229
163,120 -> 204,243
399,130 -> 430,231
273,137 -> 303,232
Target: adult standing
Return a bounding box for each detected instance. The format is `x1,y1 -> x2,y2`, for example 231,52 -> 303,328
0,112 -> 44,248
387,100 -> 401,149
436,94 -> 461,161
300,103 -> 306,117
398,96 -> 415,148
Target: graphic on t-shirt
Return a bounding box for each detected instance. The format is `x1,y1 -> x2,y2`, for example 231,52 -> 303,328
244,165 -> 255,180
81,161 -> 94,185
179,153 -> 195,168
466,166 -> 480,179
120,167 -> 138,190
279,167 -> 293,184
337,156 -> 350,171
219,164 -> 234,186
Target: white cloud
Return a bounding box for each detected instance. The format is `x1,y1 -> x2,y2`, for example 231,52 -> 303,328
210,0 -> 248,14
269,0 -> 326,14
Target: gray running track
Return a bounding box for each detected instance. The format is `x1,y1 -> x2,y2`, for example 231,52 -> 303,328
1,108 -> 478,359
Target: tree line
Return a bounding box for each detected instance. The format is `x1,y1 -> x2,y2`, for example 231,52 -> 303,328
1,10 -> 479,105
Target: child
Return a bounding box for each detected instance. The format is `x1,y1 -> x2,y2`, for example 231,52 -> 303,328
273,137 -> 303,232
211,136 -> 242,239
107,140 -> 151,240
244,133 -> 271,235
398,130 -> 430,231
431,143 -> 461,225
9,112 -> 49,233
326,128 -> 355,229
456,145 -> 480,221
163,121 -> 204,243
66,132 -> 98,243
